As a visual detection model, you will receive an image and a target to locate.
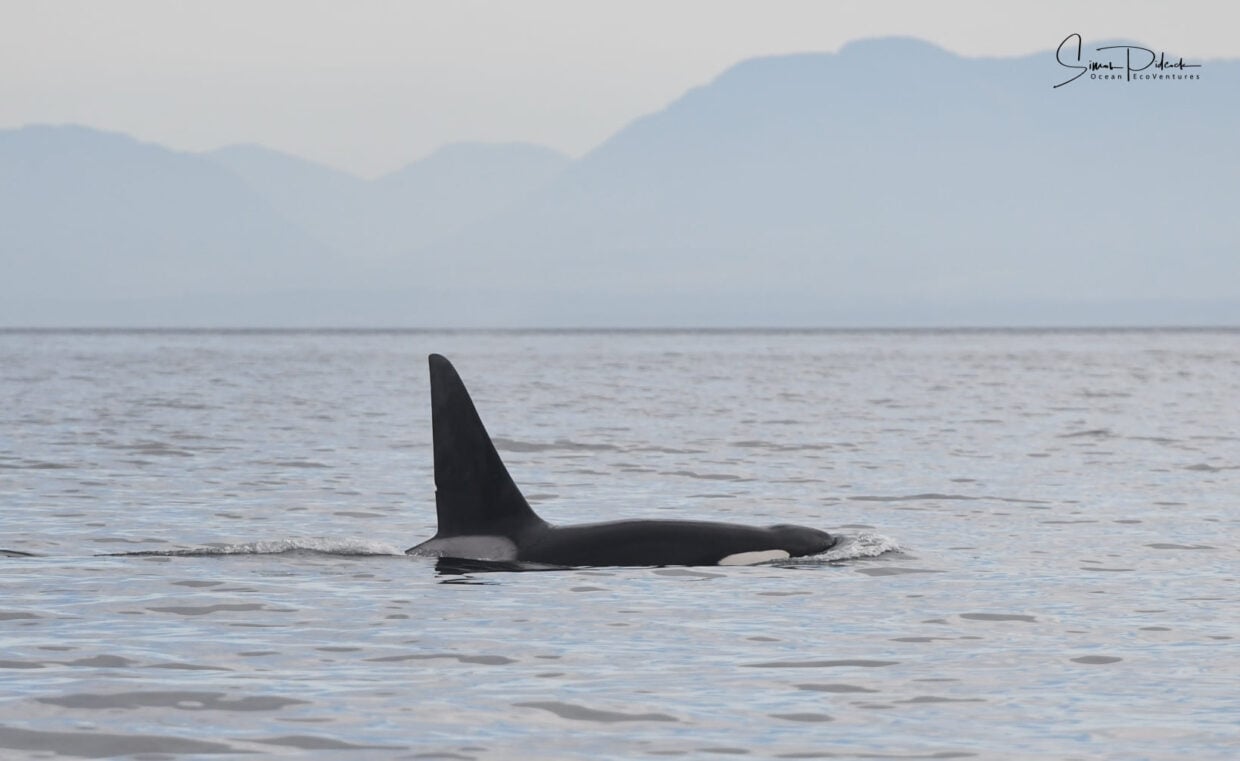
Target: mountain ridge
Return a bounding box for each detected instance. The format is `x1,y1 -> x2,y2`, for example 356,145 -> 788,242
3,38 -> 1237,326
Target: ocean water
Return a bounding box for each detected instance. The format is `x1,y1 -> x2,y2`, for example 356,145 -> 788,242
1,328 -> 1237,760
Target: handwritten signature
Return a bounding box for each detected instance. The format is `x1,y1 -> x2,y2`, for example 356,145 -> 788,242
1054,34 -> 1202,88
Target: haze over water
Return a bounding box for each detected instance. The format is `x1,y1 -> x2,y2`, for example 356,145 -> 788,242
2,329 -> 1237,759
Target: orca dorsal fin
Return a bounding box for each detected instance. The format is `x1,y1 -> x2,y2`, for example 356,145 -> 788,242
428,354 -> 544,538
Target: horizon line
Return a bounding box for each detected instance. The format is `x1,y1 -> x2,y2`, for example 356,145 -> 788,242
3,325 -> 1237,335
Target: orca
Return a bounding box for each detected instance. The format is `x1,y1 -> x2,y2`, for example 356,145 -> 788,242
405,354 -> 838,568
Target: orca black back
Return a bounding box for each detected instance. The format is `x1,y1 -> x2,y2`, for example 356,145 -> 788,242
410,354 -> 837,567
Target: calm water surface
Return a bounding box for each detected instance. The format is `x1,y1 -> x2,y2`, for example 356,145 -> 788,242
1,329 -> 1237,759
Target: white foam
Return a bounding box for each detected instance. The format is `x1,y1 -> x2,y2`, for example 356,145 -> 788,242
782,532 -> 902,564
186,537 -> 406,556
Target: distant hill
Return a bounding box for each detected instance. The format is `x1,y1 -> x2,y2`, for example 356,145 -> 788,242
204,143 -> 375,260
3,38 -> 1237,326
428,38 -> 1240,325
0,126 -> 337,305
206,141 -> 569,261
1,127 -> 570,325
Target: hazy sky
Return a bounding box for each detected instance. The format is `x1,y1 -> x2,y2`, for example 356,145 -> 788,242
3,0 -> 1237,177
